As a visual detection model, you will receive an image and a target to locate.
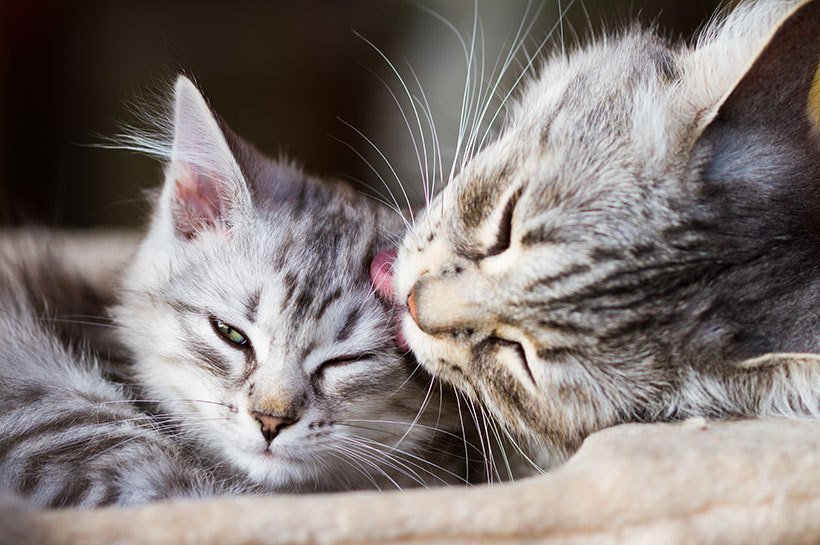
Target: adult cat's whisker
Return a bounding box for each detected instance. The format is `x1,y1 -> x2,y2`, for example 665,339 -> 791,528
337,118 -> 418,219
330,136 -> 411,229
478,0 -> 577,152
363,64 -> 430,205
396,375 -> 437,447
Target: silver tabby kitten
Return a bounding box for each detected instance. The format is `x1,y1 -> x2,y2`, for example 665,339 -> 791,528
384,0 -> 820,465
0,77 -> 471,507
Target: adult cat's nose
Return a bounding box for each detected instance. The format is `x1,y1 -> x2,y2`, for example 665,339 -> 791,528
407,285 -> 419,325
251,411 -> 295,444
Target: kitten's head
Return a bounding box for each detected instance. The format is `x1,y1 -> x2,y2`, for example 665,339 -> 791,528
392,0 -> 820,454
113,77 -> 466,491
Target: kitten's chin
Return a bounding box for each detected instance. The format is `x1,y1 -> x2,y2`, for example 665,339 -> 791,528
227,445 -> 312,490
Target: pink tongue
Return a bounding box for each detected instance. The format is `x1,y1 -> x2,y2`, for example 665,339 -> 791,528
369,248 -> 409,351
370,248 -> 398,302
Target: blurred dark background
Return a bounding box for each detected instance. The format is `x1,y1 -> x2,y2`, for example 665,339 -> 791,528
0,0 -> 722,228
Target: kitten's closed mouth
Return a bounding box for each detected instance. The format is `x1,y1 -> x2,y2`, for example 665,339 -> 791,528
370,248 -> 409,350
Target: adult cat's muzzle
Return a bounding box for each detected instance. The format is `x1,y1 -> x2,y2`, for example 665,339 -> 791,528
407,273 -> 496,336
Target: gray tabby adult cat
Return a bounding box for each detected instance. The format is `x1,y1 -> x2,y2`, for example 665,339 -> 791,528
0,77 -> 474,508
382,0 -> 820,465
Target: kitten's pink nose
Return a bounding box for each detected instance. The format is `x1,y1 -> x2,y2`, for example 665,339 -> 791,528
370,248 -> 397,301
251,412 -> 295,444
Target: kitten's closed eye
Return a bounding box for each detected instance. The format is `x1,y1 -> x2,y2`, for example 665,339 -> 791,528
314,353 -> 378,378
485,189 -> 522,257
210,317 -> 251,349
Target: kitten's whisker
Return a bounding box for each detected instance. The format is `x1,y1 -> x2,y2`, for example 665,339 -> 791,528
339,436 -> 429,487
468,0 -> 543,164
350,435 -> 470,486
499,421 -> 546,475
335,443 -> 405,491
453,385 -> 471,483
326,450 -> 382,491
487,415 -> 514,482
335,422 -> 485,457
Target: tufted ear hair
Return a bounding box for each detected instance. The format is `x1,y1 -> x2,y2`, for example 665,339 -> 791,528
162,76 -> 252,240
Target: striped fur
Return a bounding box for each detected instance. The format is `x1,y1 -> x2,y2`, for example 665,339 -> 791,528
0,78 -> 482,508
394,0 -> 820,464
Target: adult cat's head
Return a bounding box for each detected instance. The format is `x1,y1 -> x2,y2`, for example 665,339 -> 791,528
113,77 -> 469,491
391,0 -> 820,458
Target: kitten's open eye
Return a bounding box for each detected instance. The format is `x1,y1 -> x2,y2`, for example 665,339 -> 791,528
314,353 -> 377,378
210,317 -> 250,348
485,188 -> 522,257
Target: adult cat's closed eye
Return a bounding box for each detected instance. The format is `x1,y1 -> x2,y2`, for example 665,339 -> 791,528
390,0 -> 820,463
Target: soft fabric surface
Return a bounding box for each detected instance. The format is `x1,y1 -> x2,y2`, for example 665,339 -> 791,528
4,418 -> 819,545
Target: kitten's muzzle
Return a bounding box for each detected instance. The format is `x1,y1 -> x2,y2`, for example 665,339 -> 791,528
408,273 -> 495,335
252,412 -> 296,444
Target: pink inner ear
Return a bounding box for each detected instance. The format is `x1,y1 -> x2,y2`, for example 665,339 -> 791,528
172,165 -> 226,239
370,248 -> 409,351
370,248 -> 398,302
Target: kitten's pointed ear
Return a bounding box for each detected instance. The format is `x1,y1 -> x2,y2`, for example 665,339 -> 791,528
164,76 -> 251,240
703,1 -> 820,138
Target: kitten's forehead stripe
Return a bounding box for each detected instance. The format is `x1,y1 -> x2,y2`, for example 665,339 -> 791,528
335,307 -> 362,343
245,289 -> 261,323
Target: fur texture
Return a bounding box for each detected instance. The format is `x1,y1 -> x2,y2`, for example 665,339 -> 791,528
0,78 -> 479,508
392,0 -> 820,462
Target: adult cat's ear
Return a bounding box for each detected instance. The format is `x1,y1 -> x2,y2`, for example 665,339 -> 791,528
699,1 -> 820,140
163,76 -> 252,240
